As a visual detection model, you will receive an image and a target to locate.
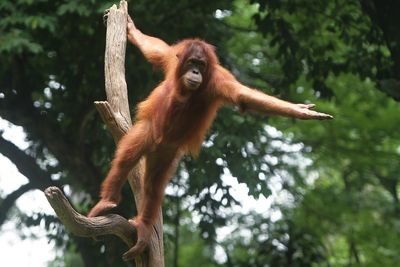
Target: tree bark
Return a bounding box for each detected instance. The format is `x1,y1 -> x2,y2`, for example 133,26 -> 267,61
45,1 -> 164,266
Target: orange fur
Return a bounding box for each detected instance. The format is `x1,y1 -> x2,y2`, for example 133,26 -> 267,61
89,23 -> 333,259
89,39 -> 225,257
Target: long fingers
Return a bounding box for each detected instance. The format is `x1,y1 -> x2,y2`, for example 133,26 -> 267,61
306,110 -> 334,120
103,9 -> 110,27
296,103 -> 333,120
127,14 -> 136,30
297,103 -> 315,109
87,201 -> 117,217
122,239 -> 148,261
127,14 -> 133,24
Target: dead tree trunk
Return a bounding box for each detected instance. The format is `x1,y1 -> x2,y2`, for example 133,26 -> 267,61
44,1 -> 164,266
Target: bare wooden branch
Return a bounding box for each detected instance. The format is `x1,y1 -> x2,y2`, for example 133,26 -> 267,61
94,101 -> 128,141
104,1 -> 131,130
45,187 -> 136,246
44,1 -> 164,267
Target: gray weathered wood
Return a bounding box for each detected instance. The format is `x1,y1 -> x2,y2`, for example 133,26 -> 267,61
45,1 -> 164,266
103,1 -> 131,133
44,186 -> 136,246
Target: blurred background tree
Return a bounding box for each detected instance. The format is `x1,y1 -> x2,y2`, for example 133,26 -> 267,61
0,0 -> 399,266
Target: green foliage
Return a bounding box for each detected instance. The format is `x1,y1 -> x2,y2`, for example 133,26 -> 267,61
1,0 -> 400,266
218,1 -> 400,266
49,244 -> 85,267
175,225 -> 221,267
250,0 -> 399,99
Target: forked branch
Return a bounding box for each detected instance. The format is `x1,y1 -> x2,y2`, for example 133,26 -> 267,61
44,186 -> 137,247
44,1 -> 164,266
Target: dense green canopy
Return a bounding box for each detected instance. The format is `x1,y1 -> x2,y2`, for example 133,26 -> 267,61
1,0 -> 399,266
